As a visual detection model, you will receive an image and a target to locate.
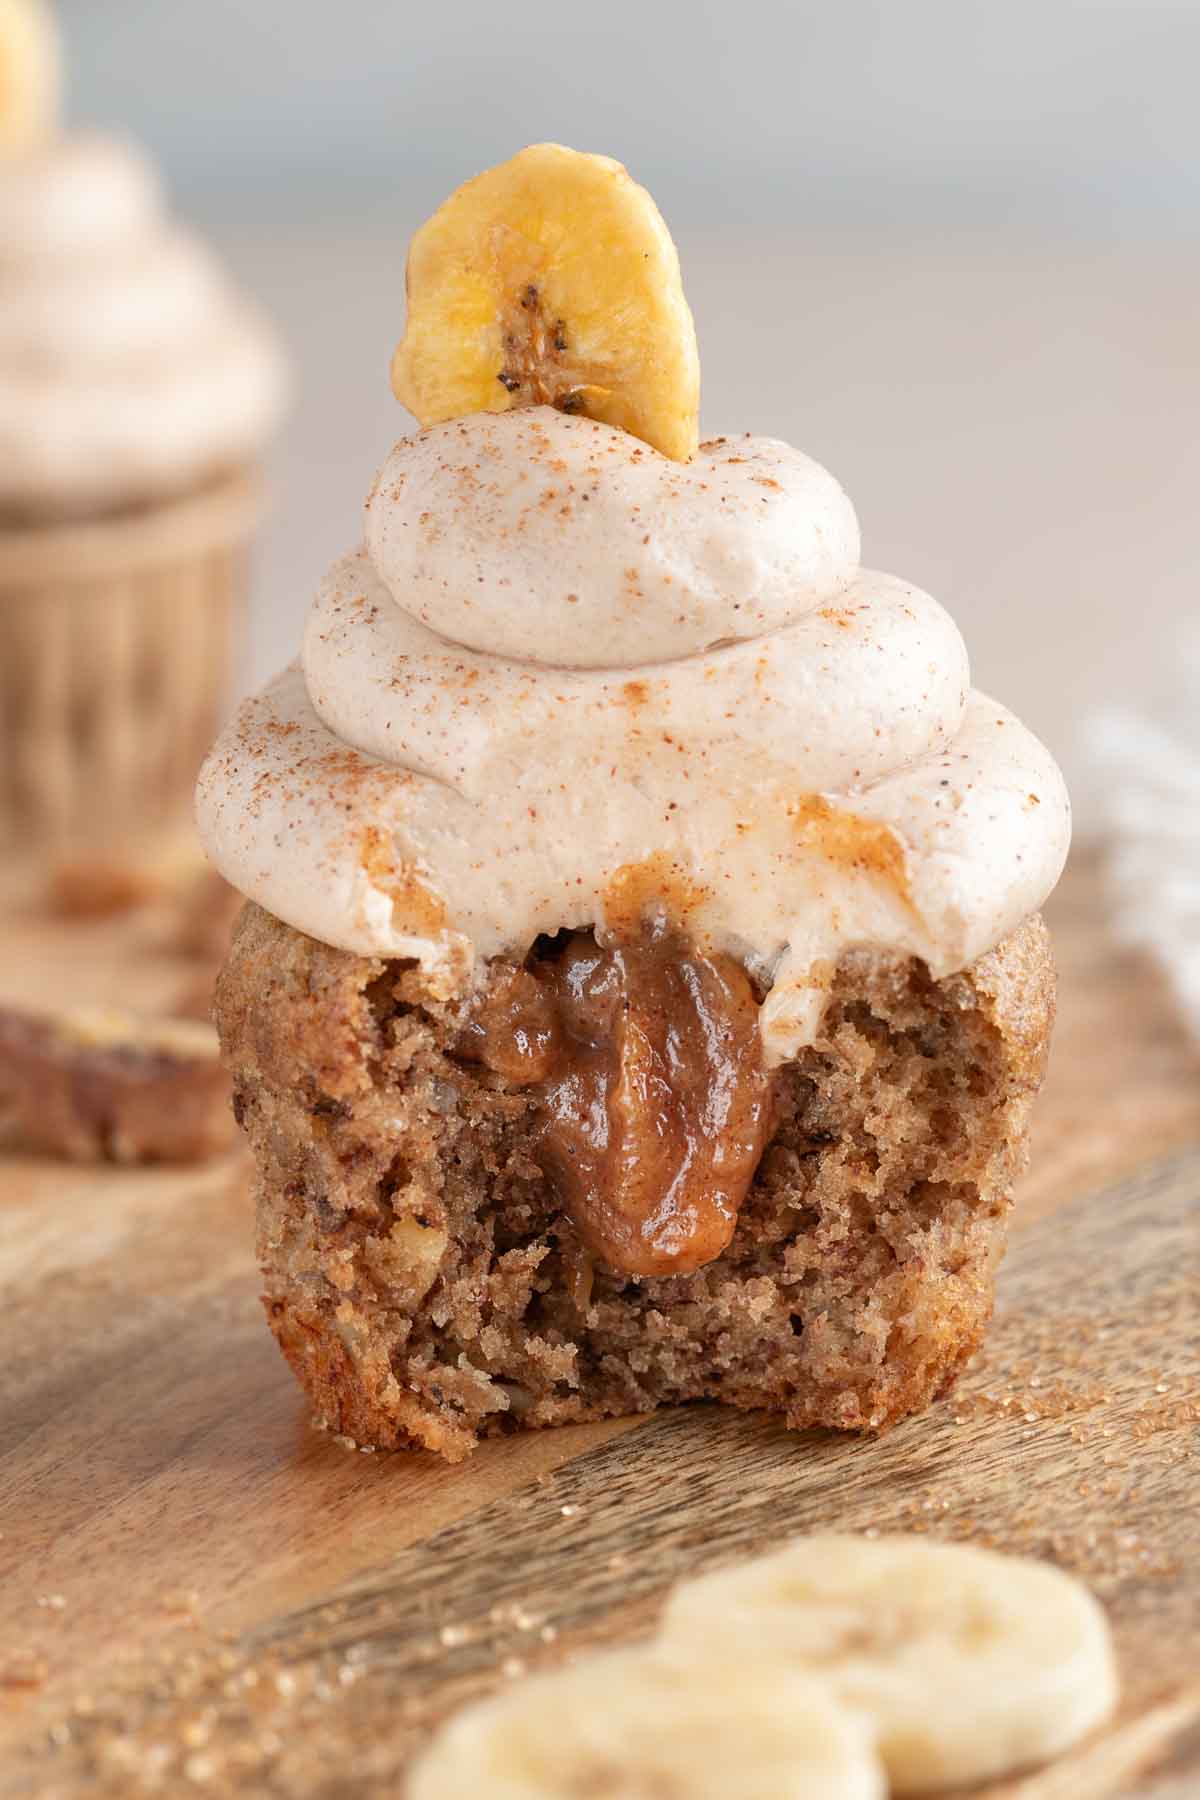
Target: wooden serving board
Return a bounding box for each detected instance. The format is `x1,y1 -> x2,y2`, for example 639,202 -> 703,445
0,852 -> 1198,1796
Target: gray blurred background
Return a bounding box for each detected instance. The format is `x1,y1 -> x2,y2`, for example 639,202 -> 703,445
62,0 -> 1200,828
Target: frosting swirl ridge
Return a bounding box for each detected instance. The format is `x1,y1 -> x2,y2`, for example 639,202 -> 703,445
198,407 -> 1070,1061
364,410 -> 861,665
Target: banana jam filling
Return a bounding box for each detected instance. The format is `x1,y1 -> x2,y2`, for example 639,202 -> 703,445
457,923 -> 774,1278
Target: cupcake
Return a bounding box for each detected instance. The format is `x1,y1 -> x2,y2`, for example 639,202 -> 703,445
198,145 -> 1070,1462
0,0 -> 286,851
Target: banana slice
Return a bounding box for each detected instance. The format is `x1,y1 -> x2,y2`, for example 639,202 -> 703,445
392,143 -> 700,462
409,1645 -> 883,1800
0,0 -> 59,151
660,1534 -> 1119,1793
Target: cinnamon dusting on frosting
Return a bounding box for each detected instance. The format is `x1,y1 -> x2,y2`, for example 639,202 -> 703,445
787,796 -> 913,907
197,409 -> 1071,1060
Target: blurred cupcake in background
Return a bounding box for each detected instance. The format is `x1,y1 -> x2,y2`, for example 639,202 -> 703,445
0,0 -> 286,858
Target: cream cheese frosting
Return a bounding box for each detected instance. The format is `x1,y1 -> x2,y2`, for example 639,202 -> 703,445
197,406 -> 1070,1062
0,133 -> 286,515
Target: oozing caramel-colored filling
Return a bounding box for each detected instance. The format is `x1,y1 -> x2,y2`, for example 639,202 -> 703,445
458,925 -> 774,1278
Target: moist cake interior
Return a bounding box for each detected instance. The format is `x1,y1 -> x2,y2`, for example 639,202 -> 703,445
218,904 -> 1054,1462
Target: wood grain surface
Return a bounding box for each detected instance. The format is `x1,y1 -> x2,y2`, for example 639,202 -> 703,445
0,849 -> 1197,1796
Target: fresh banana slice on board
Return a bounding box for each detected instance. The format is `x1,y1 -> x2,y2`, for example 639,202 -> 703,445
0,0 -> 58,151
409,1644 -> 884,1800
392,142 -> 700,463
660,1533 -> 1119,1794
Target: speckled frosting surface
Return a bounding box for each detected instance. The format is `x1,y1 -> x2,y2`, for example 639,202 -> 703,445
197,407 -> 1070,1060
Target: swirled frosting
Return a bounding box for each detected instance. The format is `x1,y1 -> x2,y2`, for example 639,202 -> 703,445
0,133 -> 286,515
197,407 -> 1070,1062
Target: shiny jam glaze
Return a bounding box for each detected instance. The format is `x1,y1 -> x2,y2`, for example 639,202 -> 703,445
458,925 -> 774,1277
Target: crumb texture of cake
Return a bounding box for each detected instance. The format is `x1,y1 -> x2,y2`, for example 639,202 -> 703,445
216,903 -> 1055,1463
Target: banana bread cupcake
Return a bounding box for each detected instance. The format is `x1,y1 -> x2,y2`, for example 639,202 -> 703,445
0,0 -> 286,851
198,145 -> 1069,1462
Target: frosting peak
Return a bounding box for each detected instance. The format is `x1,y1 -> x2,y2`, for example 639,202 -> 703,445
365,408 -> 860,666
198,410 -> 1070,1062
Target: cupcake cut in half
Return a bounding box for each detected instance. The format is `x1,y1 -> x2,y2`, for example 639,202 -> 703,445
198,145 -> 1069,1460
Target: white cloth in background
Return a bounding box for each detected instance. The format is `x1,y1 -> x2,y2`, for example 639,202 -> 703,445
1087,649 -> 1200,1040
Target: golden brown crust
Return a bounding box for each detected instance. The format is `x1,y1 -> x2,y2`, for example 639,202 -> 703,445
216,907 -> 1056,1461
0,1005 -> 236,1165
